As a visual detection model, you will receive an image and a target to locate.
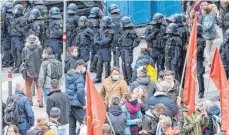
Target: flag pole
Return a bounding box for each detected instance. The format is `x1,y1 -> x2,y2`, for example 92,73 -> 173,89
179,55 -> 187,97
106,113 -> 116,135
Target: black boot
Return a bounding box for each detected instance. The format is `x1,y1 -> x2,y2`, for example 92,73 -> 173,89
93,60 -> 103,83
122,63 -> 127,81
105,62 -> 111,78
125,64 -> 132,85
12,67 -> 19,73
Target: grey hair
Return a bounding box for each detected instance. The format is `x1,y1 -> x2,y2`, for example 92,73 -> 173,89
203,100 -> 216,112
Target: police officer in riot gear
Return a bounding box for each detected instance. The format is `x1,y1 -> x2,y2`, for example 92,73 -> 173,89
11,4 -> 28,73
2,2 -> 13,67
197,24 -> 206,99
32,0 -> 48,18
118,16 -> 140,84
164,23 -> 182,81
173,14 -> 189,76
93,16 -> 115,83
108,4 -> 123,68
145,13 -> 167,74
47,7 -> 63,61
73,16 -> 93,62
220,29 -> 229,79
28,9 -> 45,48
88,7 -> 103,73
66,3 -> 79,47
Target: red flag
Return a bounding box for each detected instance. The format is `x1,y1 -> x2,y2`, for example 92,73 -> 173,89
210,48 -> 229,132
183,15 -> 197,115
86,71 -> 106,135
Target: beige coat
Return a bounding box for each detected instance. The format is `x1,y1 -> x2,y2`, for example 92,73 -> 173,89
100,76 -> 128,107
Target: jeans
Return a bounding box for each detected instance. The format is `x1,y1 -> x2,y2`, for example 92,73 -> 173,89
204,39 -> 214,66
69,106 -> 86,135
43,88 -> 51,104
25,77 -> 43,102
19,130 -> 27,135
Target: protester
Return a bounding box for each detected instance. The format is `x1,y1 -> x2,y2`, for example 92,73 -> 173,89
162,70 -> 180,101
5,83 -> 34,135
139,104 -> 167,135
6,125 -> 20,135
65,46 -> 79,73
132,48 -> 154,82
122,92 -> 143,135
100,67 -> 128,108
39,47 -> 62,104
219,1 -> 229,39
160,116 -> 180,135
21,34 -> 43,107
130,66 -> 157,103
202,100 -> 221,135
47,107 -> 61,135
107,97 -> 126,135
183,104 -> 209,135
220,29 -> 229,79
46,79 -> 70,128
148,81 -> 179,116
2,101 -> 6,134
202,5 -> 216,68
65,59 -> 87,135
28,115 -> 56,135
102,124 -> 112,135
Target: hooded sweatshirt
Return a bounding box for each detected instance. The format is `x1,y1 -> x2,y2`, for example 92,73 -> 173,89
130,76 -> 157,102
142,110 -> 159,134
108,105 -> 126,135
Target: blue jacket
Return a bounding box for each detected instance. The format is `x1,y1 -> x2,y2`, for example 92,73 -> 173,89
9,91 -> 34,131
132,55 -> 154,82
147,93 -> 179,116
65,69 -> 86,107
121,105 -> 142,135
202,14 -> 216,40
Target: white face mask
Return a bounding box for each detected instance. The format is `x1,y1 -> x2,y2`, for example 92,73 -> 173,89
72,52 -> 78,57
42,54 -> 46,58
81,66 -> 86,73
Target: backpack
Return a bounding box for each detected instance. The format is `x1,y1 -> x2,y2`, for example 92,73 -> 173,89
47,59 -> 62,80
27,128 -> 50,135
4,95 -> 22,125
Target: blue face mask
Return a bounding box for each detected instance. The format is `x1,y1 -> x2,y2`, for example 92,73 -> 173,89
112,75 -> 119,81
130,99 -> 138,105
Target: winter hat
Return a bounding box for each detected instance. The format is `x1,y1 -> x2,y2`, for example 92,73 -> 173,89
26,34 -> 40,46
50,107 -> 61,118
161,109 -> 173,118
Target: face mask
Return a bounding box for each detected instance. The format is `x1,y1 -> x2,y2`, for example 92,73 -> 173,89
72,52 -> 78,57
112,75 -> 119,81
81,66 -> 86,73
130,99 -> 138,105
42,54 -> 46,58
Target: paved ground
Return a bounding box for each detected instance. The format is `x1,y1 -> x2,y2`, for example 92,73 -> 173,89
1,26 -> 223,133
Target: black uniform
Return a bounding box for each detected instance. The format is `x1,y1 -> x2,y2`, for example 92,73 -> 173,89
94,27 -> 114,82
2,10 -> 13,67
73,27 -> 93,62
66,14 -> 79,47
197,34 -> 206,96
145,22 -> 167,73
220,41 -> 229,79
110,13 -> 123,68
164,33 -> 182,81
88,16 -> 100,72
119,27 -> 140,84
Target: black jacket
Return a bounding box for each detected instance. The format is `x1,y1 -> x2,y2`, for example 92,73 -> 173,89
46,90 -> 70,125
142,110 -> 159,135
107,105 -> 126,135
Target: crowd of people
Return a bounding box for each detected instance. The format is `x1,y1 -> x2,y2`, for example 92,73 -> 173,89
1,0 -> 229,135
